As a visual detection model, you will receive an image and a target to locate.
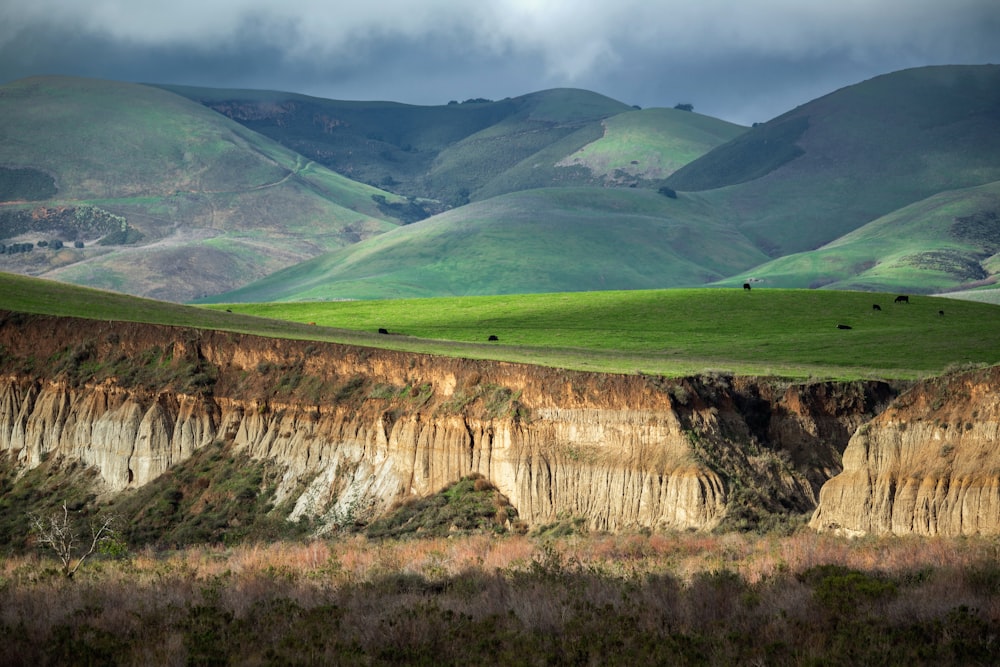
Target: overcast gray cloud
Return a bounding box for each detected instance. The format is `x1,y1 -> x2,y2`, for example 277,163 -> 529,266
1,0 -> 998,124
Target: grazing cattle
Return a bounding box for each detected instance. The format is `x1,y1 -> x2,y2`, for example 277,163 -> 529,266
872,304 -> 881,311
939,310 -> 945,316
308,322 -> 316,326
837,324 -> 852,330
378,328 -> 389,334
488,335 -> 499,341
743,282 -> 751,291
894,295 -> 910,303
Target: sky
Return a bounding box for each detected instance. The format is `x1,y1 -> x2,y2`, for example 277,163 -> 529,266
1,0 -> 999,126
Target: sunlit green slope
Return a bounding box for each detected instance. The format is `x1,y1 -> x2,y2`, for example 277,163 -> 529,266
198,187 -> 768,302
718,181 -> 1000,293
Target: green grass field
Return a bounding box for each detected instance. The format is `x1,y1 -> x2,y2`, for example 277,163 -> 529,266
210,288 -> 1000,379
4,272 -> 999,380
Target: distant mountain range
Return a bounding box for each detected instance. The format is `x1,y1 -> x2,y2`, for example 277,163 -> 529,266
1,65 -> 998,302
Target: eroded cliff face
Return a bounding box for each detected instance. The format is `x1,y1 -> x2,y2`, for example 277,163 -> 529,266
0,311 -> 894,532
811,366 -> 1000,537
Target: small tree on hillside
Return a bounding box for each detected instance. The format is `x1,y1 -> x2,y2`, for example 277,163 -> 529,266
28,504 -> 121,578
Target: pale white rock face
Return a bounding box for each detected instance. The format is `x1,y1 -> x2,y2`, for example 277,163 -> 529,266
811,369 -> 1000,537
0,317 -> 895,534
0,375 -> 727,531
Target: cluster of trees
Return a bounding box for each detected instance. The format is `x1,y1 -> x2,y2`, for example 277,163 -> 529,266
447,98 -> 494,105
0,241 -> 34,254
1,231 -> 135,252
371,194 -> 439,224
98,227 -> 143,246
0,239 -> 85,254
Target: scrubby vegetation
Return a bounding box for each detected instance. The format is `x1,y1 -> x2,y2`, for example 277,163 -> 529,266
365,474 -> 522,540
111,442 -> 308,549
1,448 -> 528,556
44,336 -> 218,394
370,194 -> 439,224
1,532 -> 998,664
0,204 -> 133,245
0,166 -> 57,201
3,439 -> 997,663
0,454 -> 101,552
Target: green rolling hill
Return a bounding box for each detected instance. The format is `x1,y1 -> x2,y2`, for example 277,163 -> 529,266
158,86 -> 637,204
196,187 -> 769,302
158,85 -> 744,208
194,65 -> 1000,302
716,180 -> 1000,293
472,106 -> 746,200
666,65 -> 1000,258
3,66 -> 999,303
0,76 -> 403,301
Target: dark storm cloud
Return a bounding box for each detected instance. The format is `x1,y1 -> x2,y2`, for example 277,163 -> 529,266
2,1 -> 999,124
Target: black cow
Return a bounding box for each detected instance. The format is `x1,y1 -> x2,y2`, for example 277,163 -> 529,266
743,282 -> 751,291
378,328 -> 389,334
872,304 -> 881,311
939,310 -> 945,316
488,335 -> 499,341
895,295 -> 910,303
837,324 -> 853,330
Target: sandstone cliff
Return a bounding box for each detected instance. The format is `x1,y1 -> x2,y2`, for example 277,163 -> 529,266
0,311 -> 893,533
811,365 -> 1000,537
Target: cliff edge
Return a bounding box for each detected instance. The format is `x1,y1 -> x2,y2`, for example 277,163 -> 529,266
811,365 -> 1000,537
0,311 -> 894,533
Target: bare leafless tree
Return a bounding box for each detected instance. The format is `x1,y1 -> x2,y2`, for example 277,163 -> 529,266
28,504 -> 118,578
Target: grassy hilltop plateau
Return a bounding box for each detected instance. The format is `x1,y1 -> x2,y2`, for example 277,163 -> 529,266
2,65 -> 1000,663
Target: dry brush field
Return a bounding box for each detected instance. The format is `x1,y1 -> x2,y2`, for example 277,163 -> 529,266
2,531 -> 999,665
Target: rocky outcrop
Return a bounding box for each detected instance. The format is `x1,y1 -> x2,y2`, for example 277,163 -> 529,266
811,366 -> 1000,537
0,311 -> 894,532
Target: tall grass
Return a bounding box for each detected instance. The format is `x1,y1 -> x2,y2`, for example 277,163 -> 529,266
2,532 -> 997,665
